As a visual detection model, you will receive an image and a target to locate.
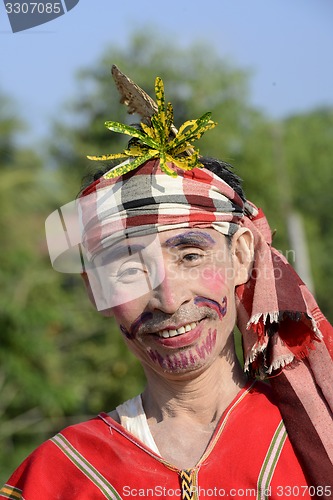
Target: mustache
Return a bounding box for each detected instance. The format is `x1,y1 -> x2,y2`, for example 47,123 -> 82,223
129,296 -> 227,338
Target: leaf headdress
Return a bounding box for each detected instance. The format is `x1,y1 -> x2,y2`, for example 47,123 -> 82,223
87,66 -> 217,178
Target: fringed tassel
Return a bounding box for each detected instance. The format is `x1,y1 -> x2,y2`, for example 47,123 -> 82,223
244,310 -> 323,377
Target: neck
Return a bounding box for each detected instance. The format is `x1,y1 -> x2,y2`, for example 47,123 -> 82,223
141,335 -> 247,426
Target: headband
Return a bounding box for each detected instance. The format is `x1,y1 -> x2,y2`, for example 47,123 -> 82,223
79,159 -> 251,260
45,158 -> 250,308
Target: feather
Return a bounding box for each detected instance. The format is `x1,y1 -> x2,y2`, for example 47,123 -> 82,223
111,65 -> 157,125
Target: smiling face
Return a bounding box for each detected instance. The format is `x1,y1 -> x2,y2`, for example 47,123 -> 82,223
87,227 -> 253,380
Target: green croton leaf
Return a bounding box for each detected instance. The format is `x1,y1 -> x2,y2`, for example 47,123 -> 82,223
87,77 -> 217,178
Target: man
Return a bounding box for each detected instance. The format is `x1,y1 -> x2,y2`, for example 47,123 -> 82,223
1,71 -> 332,500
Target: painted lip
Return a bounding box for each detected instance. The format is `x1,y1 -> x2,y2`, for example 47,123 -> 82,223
151,319 -> 206,349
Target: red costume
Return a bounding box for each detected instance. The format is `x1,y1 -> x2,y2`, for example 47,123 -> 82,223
1,382 -> 322,500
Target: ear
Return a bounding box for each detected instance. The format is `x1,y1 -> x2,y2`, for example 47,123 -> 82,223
81,272 -> 114,317
230,228 -> 254,286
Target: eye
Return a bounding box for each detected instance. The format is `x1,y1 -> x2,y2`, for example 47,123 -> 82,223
181,250 -> 205,266
183,253 -> 201,261
117,264 -> 147,283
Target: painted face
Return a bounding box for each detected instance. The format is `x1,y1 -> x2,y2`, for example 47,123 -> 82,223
110,228 -> 241,378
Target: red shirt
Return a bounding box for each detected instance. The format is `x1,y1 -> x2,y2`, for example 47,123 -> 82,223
0,382 -> 313,499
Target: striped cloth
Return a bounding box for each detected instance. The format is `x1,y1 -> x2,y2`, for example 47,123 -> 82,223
79,159 -> 249,260
236,207 -> 333,491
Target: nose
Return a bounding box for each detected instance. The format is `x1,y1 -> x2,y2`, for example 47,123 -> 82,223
149,263 -> 192,314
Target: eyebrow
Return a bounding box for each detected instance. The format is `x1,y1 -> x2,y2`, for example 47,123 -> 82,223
96,244 -> 145,265
164,231 -> 216,248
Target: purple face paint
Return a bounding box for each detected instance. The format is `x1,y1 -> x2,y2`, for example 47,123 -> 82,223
195,328 -> 218,359
120,312 -> 153,340
119,325 -> 132,340
164,231 -> 216,249
147,348 -> 195,372
194,296 -> 227,320
146,328 -> 218,372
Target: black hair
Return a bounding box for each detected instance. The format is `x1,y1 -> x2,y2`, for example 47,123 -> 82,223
79,163 -> 116,195
199,156 -> 246,201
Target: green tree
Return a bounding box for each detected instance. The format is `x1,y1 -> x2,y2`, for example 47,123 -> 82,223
281,108 -> 333,316
0,94 -> 74,479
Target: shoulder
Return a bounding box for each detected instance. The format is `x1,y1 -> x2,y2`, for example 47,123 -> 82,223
0,415 -> 114,498
0,411 -> 166,499
218,381 -> 310,488
236,379 -> 282,419
248,379 -> 276,399
219,380 -> 287,453
249,379 -> 283,409
108,408 -> 120,423
224,380 -> 289,448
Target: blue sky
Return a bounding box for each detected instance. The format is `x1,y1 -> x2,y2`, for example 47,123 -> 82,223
1,0 -> 332,144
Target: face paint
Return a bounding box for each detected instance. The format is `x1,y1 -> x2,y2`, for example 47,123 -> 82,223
122,312 -> 153,340
121,295 -> 227,347
119,325 -> 132,340
111,229 -> 237,379
147,328 -> 217,372
164,231 -> 216,250
195,328 -> 218,359
194,296 -> 228,320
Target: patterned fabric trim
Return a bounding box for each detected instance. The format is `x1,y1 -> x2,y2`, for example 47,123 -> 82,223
0,485 -> 23,499
51,434 -> 122,500
179,469 -> 199,500
180,469 -> 194,500
256,419 -> 287,500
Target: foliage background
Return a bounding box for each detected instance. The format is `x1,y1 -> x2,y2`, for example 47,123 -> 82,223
1,33 -> 332,482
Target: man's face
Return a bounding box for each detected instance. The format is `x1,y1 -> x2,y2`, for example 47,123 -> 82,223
94,227 -> 249,379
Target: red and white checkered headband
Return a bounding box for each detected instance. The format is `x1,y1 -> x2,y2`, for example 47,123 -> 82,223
79,159 -> 255,261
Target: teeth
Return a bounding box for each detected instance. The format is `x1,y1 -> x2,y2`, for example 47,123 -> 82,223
158,322 -> 198,338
